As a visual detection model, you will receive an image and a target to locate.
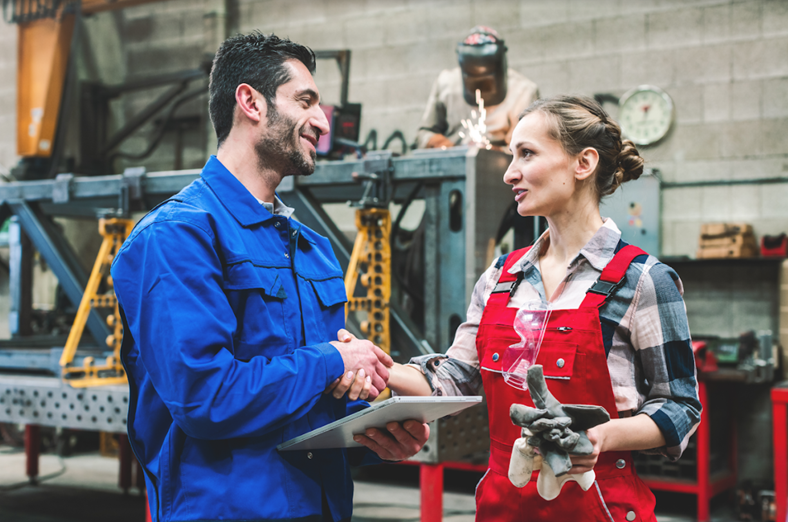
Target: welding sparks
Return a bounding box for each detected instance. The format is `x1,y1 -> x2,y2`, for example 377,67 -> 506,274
458,89 -> 492,150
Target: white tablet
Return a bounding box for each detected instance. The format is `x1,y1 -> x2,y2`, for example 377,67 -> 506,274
277,395 -> 483,451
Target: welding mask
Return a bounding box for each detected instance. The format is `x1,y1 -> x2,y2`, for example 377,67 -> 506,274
457,28 -> 508,107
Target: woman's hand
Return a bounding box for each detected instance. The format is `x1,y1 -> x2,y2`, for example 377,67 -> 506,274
568,424 -> 606,474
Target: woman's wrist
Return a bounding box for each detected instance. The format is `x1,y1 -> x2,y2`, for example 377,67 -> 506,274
386,362 -> 432,396
386,363 -> 405,393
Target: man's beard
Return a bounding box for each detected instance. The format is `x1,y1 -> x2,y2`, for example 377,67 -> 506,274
255,104 -> 316,177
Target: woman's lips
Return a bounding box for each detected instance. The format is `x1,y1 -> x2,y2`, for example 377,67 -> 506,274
514,189 -> 527,202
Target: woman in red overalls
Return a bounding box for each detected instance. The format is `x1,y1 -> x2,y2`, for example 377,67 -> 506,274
359,95 -> 701,521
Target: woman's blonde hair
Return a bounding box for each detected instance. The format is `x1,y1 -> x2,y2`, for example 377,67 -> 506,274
520,95 -> 644,199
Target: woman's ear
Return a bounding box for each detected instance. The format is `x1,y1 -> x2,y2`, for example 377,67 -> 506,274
575,147 -> 599,181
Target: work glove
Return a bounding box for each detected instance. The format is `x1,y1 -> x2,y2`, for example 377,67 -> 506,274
507,365 -> 610,500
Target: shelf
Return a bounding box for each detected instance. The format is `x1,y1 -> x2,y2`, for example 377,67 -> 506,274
660,256 -> 785,266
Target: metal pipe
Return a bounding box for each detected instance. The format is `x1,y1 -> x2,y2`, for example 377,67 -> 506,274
662,177 -> 788,189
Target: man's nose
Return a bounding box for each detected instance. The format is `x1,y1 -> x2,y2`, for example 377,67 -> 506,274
311,106 -> 330,137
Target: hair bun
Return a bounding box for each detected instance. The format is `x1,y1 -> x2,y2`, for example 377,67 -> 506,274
610,139 -> 644,191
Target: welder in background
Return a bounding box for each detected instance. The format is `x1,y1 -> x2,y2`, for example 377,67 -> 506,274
415,26 -> 539,150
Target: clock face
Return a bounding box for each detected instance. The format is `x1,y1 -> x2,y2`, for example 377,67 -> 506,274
618,86 -> 674,146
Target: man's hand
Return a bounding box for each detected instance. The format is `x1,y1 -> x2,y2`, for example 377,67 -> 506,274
353,420 -> 430,461
425,133 -> 455,149
328,329 -> 392,400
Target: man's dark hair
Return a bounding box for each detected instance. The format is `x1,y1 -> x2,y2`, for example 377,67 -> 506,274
209,32 -> 316,146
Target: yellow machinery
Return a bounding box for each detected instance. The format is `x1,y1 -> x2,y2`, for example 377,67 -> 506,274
344,208 -> 392,355
59,218 -> 134,387
12,0 -> 164,161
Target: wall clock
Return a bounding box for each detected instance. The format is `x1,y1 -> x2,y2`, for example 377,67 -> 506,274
618,85 -> 674,146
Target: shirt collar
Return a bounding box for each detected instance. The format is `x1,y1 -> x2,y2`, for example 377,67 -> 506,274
200,155 -> 293,226
254,195 -> 295,219
508,218 -> 622,275
577,218 -> 622,271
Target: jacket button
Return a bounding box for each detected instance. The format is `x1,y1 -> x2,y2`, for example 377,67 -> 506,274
616,459 -> 626,469
626,511 -> 636,521
307,452 -> 313,460
556,358 -> 565,368
284,252 -> 290,259
274,222 -> 280,228
492,353 -> 499,362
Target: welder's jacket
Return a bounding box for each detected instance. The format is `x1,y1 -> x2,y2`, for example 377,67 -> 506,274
112,156 -> 373,522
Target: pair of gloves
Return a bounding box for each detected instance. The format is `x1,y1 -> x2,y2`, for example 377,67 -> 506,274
507,365 -> 610,500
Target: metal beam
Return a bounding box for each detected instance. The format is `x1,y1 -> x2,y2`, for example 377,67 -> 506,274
0,152 -> 469,209
8,200 -> 110,347
8,217 -> 33,336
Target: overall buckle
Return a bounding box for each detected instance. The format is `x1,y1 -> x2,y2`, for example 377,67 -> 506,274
587,277 -> 624,297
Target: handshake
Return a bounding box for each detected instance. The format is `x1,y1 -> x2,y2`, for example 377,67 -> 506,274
327,328 -> 394,401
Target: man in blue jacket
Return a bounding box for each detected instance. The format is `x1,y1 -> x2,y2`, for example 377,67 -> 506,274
111,32 -> 429,522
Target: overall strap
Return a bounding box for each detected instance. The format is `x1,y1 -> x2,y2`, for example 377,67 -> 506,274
580,244 -> 648,308
487,246 -> 532,307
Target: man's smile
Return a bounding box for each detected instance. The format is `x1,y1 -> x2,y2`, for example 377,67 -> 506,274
300,132 -> 318,152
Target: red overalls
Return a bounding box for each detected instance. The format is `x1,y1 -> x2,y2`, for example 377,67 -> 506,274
475,245 -> 657,522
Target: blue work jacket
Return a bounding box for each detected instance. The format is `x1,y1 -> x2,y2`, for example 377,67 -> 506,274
112,156 -> 372,522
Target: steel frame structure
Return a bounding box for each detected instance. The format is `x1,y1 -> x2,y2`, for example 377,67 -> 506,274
0,149 -> 509,455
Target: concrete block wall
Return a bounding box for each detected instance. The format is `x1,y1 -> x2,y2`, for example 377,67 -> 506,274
109,0 -> 788,258
117,0 -> 211,173
0,20 -> 17,172
1,1 -> 785,257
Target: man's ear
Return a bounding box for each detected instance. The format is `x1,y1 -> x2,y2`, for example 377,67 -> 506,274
575,147 -> 599,181
234,83 -> 266,123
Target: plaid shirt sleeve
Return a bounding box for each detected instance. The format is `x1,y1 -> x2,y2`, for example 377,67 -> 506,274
404,260 -> 498,396
628,261 -> 702,461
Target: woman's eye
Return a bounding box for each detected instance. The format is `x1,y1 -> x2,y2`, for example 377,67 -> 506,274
521,148 -> 533,158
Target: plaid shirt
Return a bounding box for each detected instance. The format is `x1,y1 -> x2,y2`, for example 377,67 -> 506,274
409,219 -> 701,460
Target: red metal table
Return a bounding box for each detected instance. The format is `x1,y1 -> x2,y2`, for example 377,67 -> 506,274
639,379 -> 737,522
772,382 -> 788,522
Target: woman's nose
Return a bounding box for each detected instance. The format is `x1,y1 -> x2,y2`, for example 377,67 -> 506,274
503,163 -> 520,185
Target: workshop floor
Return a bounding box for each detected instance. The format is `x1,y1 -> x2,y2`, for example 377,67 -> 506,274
0,445 -> 740,522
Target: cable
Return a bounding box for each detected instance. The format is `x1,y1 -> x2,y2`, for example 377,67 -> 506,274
0,456 -> 67,493
110,83 -> 206,163
391,181 -> 424,302
363,129 -> 378,151
381,130 -> 407,156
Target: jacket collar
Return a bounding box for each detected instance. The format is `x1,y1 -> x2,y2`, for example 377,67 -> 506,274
201,156 -> 278,227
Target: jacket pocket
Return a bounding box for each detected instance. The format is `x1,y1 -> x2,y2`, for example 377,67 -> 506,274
302,277 -> 348,344
223,262 -> 291,359
537,342 -> 578,380
309,277 -> 348,309
479,341 -> 578,380
224,262 -> 284,297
